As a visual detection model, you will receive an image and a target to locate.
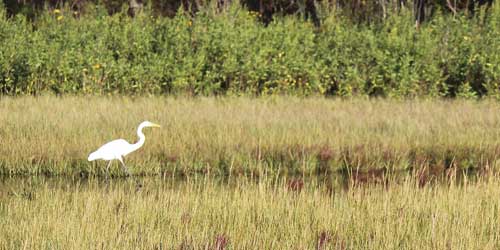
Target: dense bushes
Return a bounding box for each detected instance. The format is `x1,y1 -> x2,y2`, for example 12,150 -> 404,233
0,3 -> 499,97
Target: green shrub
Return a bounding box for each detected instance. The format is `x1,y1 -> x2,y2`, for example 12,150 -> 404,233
0,2 -> 499,97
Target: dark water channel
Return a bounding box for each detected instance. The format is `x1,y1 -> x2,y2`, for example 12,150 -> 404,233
0,166 -> 487,197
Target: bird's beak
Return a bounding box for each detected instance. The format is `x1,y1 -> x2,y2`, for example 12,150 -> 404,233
150,123 -> 161,128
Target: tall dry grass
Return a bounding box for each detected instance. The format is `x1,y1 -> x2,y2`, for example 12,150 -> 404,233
1,176 -> 500,249
1,96 -> 500,176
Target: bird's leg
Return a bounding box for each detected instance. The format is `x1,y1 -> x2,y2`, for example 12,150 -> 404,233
105,160 -> 112,178
106,161 -> 112,172
118,156 -> 130,176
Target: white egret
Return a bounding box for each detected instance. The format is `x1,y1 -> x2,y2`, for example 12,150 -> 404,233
88,121 -> 161,175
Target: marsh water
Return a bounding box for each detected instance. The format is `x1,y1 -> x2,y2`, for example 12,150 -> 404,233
0,166 -> 485,196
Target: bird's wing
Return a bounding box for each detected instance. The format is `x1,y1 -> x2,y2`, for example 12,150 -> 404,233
89,139 -> 131,160
98,139 -> 130,149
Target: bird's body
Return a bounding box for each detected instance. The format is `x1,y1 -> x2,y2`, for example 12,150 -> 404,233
88,121 -> 160,175
88,139 -> 135,161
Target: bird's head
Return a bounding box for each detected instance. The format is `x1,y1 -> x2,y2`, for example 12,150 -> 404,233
141,121 -> 161,128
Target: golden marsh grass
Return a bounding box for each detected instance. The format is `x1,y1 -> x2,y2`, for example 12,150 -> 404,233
2,97 -> 500,249
1,96 -> 500,176
1,176 -> 500,249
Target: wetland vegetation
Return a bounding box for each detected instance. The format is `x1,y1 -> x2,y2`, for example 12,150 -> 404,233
2,97 -> 500,249
1,0 -> 500,247
2,96 -> 500,178
2,175 -> 500,249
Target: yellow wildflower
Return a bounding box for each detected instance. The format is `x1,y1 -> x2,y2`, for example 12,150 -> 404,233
93,64 -> 101,69
57,15 -> 64,21
53,9 -> 61,14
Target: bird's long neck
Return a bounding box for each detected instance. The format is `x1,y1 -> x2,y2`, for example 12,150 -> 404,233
130,124 -> 146,152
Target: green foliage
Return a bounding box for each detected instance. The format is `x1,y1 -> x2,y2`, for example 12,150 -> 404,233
0,3 -> 499,97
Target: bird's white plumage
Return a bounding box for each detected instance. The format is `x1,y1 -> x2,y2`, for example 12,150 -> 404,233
88,121 -> 160,174
88,139 -> 133,161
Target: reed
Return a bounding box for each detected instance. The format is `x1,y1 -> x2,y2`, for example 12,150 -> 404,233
1,176 -> 500,249
1,96 -> 500,177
